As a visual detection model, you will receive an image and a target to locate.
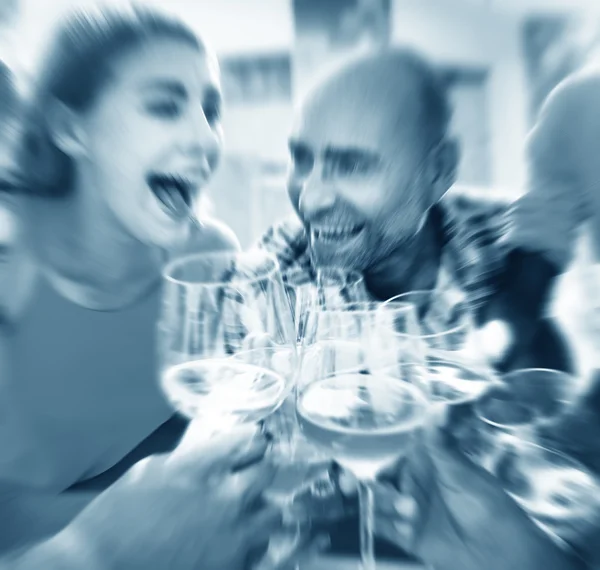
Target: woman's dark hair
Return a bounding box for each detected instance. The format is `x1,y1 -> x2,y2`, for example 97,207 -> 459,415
21,2 -> 205,198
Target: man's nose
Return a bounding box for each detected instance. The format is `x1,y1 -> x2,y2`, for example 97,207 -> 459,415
298,169 -> 337,219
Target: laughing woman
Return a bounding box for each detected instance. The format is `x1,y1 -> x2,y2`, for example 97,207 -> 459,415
0,2 -> 243,552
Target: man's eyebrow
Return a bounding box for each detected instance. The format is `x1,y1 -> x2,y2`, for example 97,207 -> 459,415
288,139 -> 313,153
324,146 -> 381,162
288,137 -> 305,148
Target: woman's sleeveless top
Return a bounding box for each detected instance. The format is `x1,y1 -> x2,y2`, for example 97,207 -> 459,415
1,274 -> 175,491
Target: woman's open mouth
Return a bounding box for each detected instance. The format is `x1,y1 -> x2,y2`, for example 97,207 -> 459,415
147,173 -> 194,220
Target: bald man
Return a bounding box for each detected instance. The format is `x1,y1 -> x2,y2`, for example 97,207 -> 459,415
492,68 -> 600,372
256,48 -> 571,373
503,67 -> 600,475
512,65 -> 600,270
252,48 -> 584,569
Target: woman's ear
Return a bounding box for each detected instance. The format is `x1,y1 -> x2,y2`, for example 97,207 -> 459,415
46,99 -> 88,158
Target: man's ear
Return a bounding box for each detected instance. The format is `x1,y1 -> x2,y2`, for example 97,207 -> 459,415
46,99 -> 88,158
427,137 -> 460,202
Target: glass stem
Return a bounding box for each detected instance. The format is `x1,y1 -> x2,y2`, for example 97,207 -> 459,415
358,478 -> 376,570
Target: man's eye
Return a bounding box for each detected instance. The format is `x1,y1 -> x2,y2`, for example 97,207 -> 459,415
290,147 -> 313,174
334,156 -> 370,176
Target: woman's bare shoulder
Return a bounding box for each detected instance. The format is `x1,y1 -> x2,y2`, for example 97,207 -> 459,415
197,218 -> 240,252
173,218 -> 241,258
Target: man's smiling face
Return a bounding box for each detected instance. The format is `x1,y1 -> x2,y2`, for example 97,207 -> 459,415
286,57 -> 436,273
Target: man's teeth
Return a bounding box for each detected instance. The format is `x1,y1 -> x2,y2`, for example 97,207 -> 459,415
312,226 -> 362,239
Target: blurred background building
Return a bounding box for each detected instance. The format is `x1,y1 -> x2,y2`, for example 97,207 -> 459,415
4,0 -> 600,246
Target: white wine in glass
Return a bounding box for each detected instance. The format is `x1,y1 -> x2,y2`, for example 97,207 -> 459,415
297,370 -> 427,480
158,249 -> 296,433
296,301 -> 429,570
161,357 -> 287,429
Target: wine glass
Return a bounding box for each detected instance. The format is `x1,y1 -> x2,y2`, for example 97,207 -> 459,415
282,267 -> 368,344
277,268 -> 371,497
470,368 -> 582,474
502,368 -> 582,423
382,290 -> 493,430
492,438 -> 600,564
158,249 -> 297,435
295,301 -> 429,570
475,369 -> 581,439
264,267 -> 367,454
229,345 -> 321,569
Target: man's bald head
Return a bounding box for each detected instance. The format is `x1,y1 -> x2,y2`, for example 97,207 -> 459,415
518,65 -> 600,268
300,48 -> 452,154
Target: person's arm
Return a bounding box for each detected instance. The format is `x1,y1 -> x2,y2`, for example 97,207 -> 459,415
481,247 -> 574,374
450,196 -> 574,374
5,425 -> 287,570
501,248 -> 560,325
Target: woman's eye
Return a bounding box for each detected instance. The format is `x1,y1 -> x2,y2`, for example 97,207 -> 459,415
146,99 -> 181,118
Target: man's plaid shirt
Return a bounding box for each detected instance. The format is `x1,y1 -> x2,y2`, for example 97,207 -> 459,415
254,191 -> 512,328
251,193 -> 600,560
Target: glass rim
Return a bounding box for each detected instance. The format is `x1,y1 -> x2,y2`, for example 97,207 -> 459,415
504,438 -> 596,476
382,289 -> 468,339
303,299 -> 385,315
374,362 -> 431,395
227,344 -> 297,358
501,367 -> 575,382
476,407 -> 533,431
382,289 -> 436,303
280,266 -> 363,288
163,250 -> 280,288
473,380 -> 527,428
